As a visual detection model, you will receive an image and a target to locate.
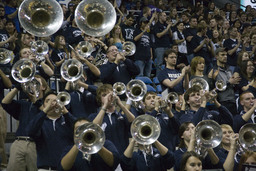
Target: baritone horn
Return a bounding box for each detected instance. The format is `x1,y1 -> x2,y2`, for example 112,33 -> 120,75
11,58 -> 36,83
61,59 -> 83,82
122,41 -> 136,56
195,120 -> 222,157
18,0 -> 63,37
131,114 -> 161,154
113,82 -> 126,95
126,79 -> 147,101
238,123 -> 256,152
74,122 -> 105,160
189,77 -> 209,91
77,41 -> 94,58
75,0 -> 116,37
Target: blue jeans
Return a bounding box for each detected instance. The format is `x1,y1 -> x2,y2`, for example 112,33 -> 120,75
135,59 -> 152,77
186,53 -> 194,64
155,47 -> 169,76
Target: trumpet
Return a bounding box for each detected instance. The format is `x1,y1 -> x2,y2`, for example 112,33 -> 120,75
74,122 -> 105,160
126,79 -> 147,102
113,82 -> 126,95
131,114 -> 161,154
238,123 -> 256,152
57,91 -> 71,106
77,41 -> 94,58
18,0 -> 63,37
122,41 -> 136,56
0,48 -> 14,64
208,80 -> 227,103
61,59 -> 83,82
160,92 -> 179,108
195,120 -> 222,157
11,59 -> 36,83
30,40 -> 49,61
74,0 -> 116,37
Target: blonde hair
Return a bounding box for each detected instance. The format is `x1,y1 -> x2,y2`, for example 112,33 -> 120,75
190,56 -> 205,75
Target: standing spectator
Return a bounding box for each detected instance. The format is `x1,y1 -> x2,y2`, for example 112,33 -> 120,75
173,22 -> 188,66
109,25 -> 125,52
4,0 -> 20,32
183,17 -> 198,64
223,26 -> 242,72
133,17 -> 153,77
157,49 -> 190,95
191,23 -> 214,74
120,14 -> 136,42
153,11 -> 172,75
208,48 -> 241,116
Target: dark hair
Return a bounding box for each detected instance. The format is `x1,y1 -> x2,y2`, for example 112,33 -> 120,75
240,59 -> 254,80
126,14 -> 135,20
142,91 -> 157,102
73,117 -> 89,131
180,151 -> 203,171
178,122 -> 194,148
196,22 -> 207,32
184,85 -> 202,104
96,84 -> 113,105
163,49 -> 177,58
42,90 -> 57,103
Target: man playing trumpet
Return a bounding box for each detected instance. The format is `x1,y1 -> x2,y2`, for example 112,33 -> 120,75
179,85 -> 233,126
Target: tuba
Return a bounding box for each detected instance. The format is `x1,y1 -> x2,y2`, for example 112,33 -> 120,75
18,0 -> 63,37
113,82 -> 126,96
131,114 -> 161,154
0,48 -> 14,64
195,120 -> 222,157
77,41 -> 94,58
126,79 -> 147,102
75,0 -> 116,37
11,58 -> 36,83
61,59 -> 83,82
122,41 -> 136,56
74,122 -> 105,160
189,77 -> 209,91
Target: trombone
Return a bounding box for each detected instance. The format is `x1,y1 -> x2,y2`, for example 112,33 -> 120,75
131,114 -> 161,155
74,122 -> 105,161
74,0 -> 116,37
113,82 -> 126,96
18,0 -> 63,37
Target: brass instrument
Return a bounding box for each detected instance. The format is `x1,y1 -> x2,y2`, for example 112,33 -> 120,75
74,122 -> 105,160
18,0 -> 63,37
126,79 -> 147,102
113,82 -> 126,95
61,59 -> 83,82
11,59 -> 36,83
122,41 -> 136,56
131,114 -> 161,154
160,92 -> 179,108
57,91 -> 71,106
195,120 -> 222,157
0,48 -> 14,64
77,41 -> 94,58
30,40 -> 49,61
21,78 -> 41,97
238,123 -> 256,152
189,77 -> 209,91
75,0 -> 116,36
